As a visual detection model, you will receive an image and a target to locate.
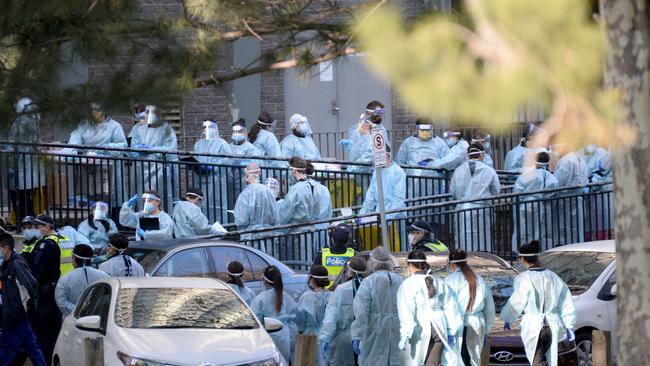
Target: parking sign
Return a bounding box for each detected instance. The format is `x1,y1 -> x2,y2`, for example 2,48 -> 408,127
371,128 -> 388,167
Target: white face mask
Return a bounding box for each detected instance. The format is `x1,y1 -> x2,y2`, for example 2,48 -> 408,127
93,202 -> 109,221
408,233 -> 416,244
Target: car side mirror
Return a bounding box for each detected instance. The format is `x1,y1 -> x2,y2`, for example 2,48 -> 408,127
610,284 -> 617,298
264,317 -> 284,333
75,315 -> 103,333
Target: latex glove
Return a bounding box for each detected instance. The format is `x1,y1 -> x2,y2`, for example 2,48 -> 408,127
566,329 -> 575,342
398,336 -> 409,351
320,341 -> 329,359
339,139 -> 352,147
447,335 -> 456,348
136,228 -> 145,238
417,160 -> 429,167
127,194 -> 139,208
504,322 -> 512,331
352,340 -> 361,356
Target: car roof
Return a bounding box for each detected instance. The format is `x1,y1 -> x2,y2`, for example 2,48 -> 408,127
99,276 -> 230,290
128,237 -> 240,252
359,250 -> 512,270
545,240 -> 615,254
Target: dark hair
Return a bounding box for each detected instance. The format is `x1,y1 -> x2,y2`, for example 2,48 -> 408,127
309,265 -> 330,289
263,265 -> 284,313
449,249 -> 478,312
144,190 -> 161,200
249,112 -> 274,143
232,118 -> 246,127
519,240 -> 541,265
536,151 -> 551,164
408,251 -> 435,298
305,162 -> 315,175
366,100 -> 385,110
108,233 -> 129,250
415,117 -> 433,125
227,261 -> 245,288
289,157 -> 307,170
0,233 -> 15,250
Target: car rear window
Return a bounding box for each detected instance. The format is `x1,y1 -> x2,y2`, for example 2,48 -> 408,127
128,248 -> 167,273
114,288 -> 259,330
539,251 -> 615,295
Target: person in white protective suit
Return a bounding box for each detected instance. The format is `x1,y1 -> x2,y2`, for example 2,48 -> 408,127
119,190 -> 174,241
54,244 -> 108,316
295,265 -> 331,365
501,241 -> 577,366
319,256 -> 367,366
98,233 -> 145,277
397,250 -> 462,366
280,114 -> 321,160
225,261 -> 256,306
250,265 -> 298,363
449,144 -> 501,252
350,247 -> 403,366
430,129 -> 469,171
444,249 -> 496,366
470,131 -> 493,168
551,144 -> 588,245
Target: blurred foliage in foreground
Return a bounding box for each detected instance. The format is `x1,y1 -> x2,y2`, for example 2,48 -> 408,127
356,0 -> 634,150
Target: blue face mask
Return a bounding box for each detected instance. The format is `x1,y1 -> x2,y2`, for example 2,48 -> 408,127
23,229 -> 41,241
446,139 -> 456,147
144,203 -> 156,214
483,142 -> 490,151
232,134 -> 245,143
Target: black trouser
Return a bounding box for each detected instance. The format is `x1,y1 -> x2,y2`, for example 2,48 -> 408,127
30,291 -> 62,366
425,326 -> 444,366
10,188 -> 36,224
532,326 -> 553,366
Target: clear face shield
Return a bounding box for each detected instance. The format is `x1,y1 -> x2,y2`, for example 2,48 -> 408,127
290,114 -> 312,137
231,125 -> 247,143
257,118 -> 276,132
203,120 -> 219,140
443,131 -> 460,146
145,105 -> 159,126
472,135 -> 491,151
141,193 -> 160,214
245,168 -> 261,184
416,124 -> 433,140
265,177 -> 280,197
93,201 -> 109,221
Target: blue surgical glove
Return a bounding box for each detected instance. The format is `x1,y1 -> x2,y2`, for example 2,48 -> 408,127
339,139 -> 352,147
321,341 -> 329,359
127,194 -> 139,208
447,335 -> 456,348
504,322 -> 512,331
566,329 -> 575,342
136,228 -> 145,238
417,160 -> 428,167
352,340 -> 361,356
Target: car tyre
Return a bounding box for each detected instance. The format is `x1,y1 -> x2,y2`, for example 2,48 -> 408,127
576,331 -> 593,366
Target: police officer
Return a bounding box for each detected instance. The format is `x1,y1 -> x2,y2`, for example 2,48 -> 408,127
408,220 -> 448,252
20,215 -> 40,268
31,214 -> 65,364
312,224 -> 356,287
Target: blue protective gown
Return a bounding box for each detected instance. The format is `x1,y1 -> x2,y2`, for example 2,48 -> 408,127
251,289 -> 298,363
98,253 -> 145,277
67,118 -> 127,155
280,134 -> 321,160
350,271 -> 404,366
119,202 -> 174,241
553,152 -> 588,245
171,200 -> 212,239
6,114 -> 46,190
512,168 -> 559,252
234,182 -> 279,241
450,160 -> 501,252
77,218 -> 118,252
54,266 -> 109,315
501,268 -> 577,366
504,145 -> 529,173
193,138 -> 231,223
359,163 -> 406,220
227,283 -> 256,306
397,273 -> 462,366
395,135 -> 450,197
296,289 -> 331,366
319,280 -> 359,366
430,139 -> 469,171
444,269 -> 496,366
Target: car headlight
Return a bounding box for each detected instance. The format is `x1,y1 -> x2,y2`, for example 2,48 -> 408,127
247,352 -> 283,366
117,351 -> 179,366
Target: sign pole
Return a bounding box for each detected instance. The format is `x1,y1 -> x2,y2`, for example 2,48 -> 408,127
370,126 -> 390,250
375,166 -> 390,249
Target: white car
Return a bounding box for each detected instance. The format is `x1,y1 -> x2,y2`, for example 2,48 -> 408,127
540,240 -> 617,366
53,277 -> 286,366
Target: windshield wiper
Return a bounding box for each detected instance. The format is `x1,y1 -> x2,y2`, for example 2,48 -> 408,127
228,325 -> 256,329
146,325 -> 207,329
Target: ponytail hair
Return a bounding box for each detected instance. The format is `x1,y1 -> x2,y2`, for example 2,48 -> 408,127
408,250 -> 435,299
227,261 -> 245,288
263,265 -> 284,313
249,112 -> 274,143
449,249 -> 478,312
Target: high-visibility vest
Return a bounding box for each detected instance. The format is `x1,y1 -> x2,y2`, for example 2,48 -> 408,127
418,240 -> 448,252
26,234 -> 72,275
321,247 -> 355,288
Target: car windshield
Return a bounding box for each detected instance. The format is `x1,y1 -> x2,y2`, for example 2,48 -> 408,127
539,251 -> 615,295
114,288 -> 259,330
128,248 -> 167,273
